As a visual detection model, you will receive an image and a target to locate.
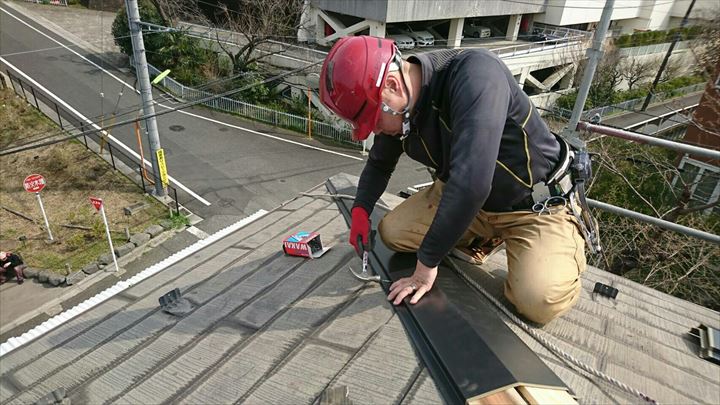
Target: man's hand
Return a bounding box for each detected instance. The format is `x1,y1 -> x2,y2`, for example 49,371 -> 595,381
349,207 -> 370,254
388,260 -> 438,305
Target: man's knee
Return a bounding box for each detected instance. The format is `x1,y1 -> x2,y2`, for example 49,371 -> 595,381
505,279 -> 581,324
378,214 -> 421,252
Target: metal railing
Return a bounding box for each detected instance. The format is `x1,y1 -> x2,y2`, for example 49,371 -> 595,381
478,22 -> 593,60
146,64 -> 357,147
4,70 -> 181,216
530,22 -> 594,41
577,121 -> 720,245
552,82 -> 706,120
618,41 -> 690,57
21,0 -> 68,6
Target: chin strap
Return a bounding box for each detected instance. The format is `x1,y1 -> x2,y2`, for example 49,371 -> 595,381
381,52 -> 413,139
381,102 -> 412,139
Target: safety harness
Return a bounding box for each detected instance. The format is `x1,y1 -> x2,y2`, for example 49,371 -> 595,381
532,136 -> 602,254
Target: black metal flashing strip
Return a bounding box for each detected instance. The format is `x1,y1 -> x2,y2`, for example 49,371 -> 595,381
327,178 -> 568,404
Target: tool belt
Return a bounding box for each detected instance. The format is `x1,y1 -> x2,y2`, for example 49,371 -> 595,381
523,134 -> 602,254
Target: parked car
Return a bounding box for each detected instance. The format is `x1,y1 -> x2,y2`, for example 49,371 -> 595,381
528,30 -> 564,43
402,27 -> 435,47
387,33 -> 415,50
463,21 -> 492,38
528,33 -> 550,42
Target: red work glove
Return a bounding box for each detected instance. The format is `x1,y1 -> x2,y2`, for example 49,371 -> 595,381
349,206 -> 370,254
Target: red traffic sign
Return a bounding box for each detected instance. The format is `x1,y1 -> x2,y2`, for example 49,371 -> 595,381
23,174 -> 46,193
90,197 -> 103,211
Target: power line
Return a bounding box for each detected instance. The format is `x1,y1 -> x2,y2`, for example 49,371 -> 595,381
2,66 -> 270,149
2,21 -> 312,149
0,30 -> 167,58
0,60 -> 323,156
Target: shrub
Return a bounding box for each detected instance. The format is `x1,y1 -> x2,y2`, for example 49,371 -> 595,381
111,0 -> 166,58
613,26 -> 701,48
65,233 -> 90,251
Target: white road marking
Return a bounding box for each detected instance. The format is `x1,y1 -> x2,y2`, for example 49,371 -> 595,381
1,6 -> 363,162
186,225 -> 210,239
0,57 -> 213,206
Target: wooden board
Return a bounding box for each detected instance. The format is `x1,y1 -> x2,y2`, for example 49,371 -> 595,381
467,387 -> 526,405
517,386 -> 577,405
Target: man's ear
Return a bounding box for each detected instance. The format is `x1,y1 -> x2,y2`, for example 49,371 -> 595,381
384,73 -> 403,96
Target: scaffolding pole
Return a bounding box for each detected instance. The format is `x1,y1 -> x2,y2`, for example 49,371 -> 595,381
577,122 -> 720,160
588,199 -> 719,245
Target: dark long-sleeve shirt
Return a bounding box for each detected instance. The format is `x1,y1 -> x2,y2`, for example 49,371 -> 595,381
353,49 -> 562,267
1,253 -> 23,271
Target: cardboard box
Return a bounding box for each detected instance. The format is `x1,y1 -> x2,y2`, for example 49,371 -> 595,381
282,231 -> 330,259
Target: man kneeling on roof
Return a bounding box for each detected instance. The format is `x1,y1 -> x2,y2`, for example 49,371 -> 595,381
319,36 -> 599,324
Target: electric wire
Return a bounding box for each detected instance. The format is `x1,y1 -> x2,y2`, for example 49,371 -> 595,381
0,29 -> 169,58
0,59 -> 324,156
2,13 -> 321,145
2,60 -> 269,148
3,13 -> 710,151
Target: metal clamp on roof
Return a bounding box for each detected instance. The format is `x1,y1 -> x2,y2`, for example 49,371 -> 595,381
159,288 -> 194,317
593,282 -> 619,299
689,325 -> 720,365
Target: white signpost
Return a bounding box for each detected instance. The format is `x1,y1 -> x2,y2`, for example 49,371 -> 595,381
90,197 -> 119,272
23,174 -> 53,241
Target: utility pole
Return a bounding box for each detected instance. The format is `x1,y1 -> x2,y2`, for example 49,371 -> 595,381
641,0 -> 696,111
125,0 -> 166,197
563,0 -> 616,149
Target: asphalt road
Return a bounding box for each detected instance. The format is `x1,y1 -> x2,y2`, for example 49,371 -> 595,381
0,5 -> 430,233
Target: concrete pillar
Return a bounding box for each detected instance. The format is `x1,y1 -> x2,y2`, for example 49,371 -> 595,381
297,0 -> 313,42
517,66 -> 530,90
314,11 -> 327,46
506,14 -> 522,41
369,21 -> 386,38
447,18 -> 464,48
559,65 -> 577,89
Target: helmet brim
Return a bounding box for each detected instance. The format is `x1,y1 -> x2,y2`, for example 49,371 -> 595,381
351,101 -> 381,142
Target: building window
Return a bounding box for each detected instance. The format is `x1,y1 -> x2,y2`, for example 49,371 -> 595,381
675,157 -> 720,214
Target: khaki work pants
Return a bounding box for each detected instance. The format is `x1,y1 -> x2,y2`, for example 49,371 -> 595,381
378,181 -> 586,324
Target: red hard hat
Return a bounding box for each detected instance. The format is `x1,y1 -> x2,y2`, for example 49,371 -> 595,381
319,36 -> 397,141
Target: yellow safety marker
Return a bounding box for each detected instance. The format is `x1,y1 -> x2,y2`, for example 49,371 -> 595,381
151,69 -> 171,84
156,148 -> 169,187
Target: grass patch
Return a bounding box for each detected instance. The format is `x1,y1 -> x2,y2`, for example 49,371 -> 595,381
0,88 -> 171,274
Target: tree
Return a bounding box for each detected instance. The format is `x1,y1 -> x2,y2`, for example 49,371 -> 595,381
211,0 -> 304,74
586,136 -> 720,310
111,1 -> 217,86
620,57 -> 656,91
659,57 -> 684,84
587,49 -> 623,106
111,0 -> 167,58
154,0 -> 305,75
688,9 -> 719,78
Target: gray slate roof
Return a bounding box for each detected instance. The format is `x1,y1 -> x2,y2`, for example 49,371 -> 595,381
0,174 -> 718,404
